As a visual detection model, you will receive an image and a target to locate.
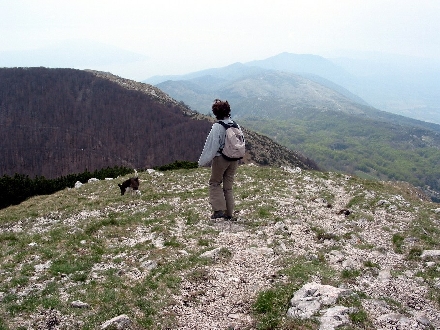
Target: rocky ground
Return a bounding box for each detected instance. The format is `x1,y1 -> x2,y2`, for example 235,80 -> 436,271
0,165 -> 439,329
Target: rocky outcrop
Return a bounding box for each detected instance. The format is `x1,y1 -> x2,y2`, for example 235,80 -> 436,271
287,282 -> 351,320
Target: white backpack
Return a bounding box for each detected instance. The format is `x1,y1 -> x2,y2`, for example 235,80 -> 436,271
218,121 -> 245,161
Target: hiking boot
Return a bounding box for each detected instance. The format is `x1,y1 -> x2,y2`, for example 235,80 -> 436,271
211,210 -> 226,219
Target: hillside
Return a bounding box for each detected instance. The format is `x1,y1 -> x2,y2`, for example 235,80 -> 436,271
0,165 -> 439,329
155,64 -> 368,117
240,110 -> 440,203
0,67 -> 315,179
153,67 -> 440,202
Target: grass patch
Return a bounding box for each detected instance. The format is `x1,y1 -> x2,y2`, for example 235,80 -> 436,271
346,194 -> 365,208
337,293 -> 373,328
186,268 -> 210,284
83,214 -> 120,236
253,289 -> 288,330
0,232 -> 19,243
216,247 -> 233,262
311,226 -> 339,242
341,269 -> 361,282
252,257 -> 337,329
407,247 -> 423,260
257,206 -> 274,218
409,209 -> 440,249
49,252 -> 101,276
163,237 -> 182,248
197,238 -> 212,247
184,210 -> 200,225
392,233 -> 405,253
363,260 -> 380,268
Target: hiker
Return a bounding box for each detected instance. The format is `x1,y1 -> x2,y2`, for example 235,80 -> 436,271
198,99 -> 245,220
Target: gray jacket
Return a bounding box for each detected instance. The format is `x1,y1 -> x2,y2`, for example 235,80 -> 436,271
198,118 -> 241,166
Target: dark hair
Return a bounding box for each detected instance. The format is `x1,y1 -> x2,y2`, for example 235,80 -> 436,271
212,99 -> 231,119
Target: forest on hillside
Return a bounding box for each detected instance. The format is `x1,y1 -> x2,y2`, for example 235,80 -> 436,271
0,68 -> 213,178
241,111 -> 440,202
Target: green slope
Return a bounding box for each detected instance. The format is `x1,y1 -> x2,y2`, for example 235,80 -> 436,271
240,109 -> 440,201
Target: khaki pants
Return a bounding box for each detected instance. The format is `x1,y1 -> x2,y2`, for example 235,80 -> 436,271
209,156 -> 239,217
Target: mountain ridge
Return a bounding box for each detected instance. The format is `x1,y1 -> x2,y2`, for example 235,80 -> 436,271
156,68 -> 369,116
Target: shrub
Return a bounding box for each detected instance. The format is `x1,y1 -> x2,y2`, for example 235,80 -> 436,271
0,165 -> 132,209
154,160 -> 198,171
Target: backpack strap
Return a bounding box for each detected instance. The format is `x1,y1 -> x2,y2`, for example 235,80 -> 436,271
217,120 -> 238,129
218,120 -> 239,154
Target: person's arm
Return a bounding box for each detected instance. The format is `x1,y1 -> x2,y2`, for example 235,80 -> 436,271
198,123 -> 222,166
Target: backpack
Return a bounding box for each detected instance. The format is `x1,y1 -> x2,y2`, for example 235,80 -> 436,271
218,120 -> 245,161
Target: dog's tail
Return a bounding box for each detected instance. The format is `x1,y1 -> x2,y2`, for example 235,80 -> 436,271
134,169 -> 138,178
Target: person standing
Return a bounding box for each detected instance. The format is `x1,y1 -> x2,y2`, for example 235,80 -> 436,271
198,99 -> 245,220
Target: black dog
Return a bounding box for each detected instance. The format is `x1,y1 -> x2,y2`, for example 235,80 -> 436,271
118,171 -> 141,195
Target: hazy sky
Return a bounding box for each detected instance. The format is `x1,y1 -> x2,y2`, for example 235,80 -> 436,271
1,0 -> 439,80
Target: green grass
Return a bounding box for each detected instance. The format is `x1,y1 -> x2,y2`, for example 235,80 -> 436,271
310,226 -> 340,242
341,269 -> 361,281
252,257 -> 338,329
363,260 -> 380,269
337,293 -> 373,328
392,233 -> 405,253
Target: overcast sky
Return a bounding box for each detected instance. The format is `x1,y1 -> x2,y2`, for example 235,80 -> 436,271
1,0 -> 439,80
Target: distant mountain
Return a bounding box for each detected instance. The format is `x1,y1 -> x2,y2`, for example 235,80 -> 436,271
145,53 -> 350,86
155,64 -> 367,116
245,52 -> 353,85
0,67 -> 315,179
155,65 -> 440,131
247,52 -> 440,124
146,52 -> 440,124
145,62 -> 267,86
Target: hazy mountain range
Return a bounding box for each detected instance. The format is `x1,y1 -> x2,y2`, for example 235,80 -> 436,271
3,42 -> 437,124
145,52 -> 440,125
